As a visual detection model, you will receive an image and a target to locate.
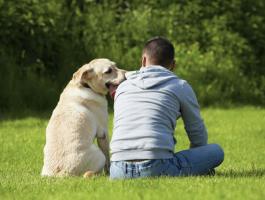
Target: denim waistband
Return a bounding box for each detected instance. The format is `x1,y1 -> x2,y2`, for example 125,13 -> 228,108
111,159 -> 169,169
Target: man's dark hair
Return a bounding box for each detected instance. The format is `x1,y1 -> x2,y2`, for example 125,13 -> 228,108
143,36 -> 175,68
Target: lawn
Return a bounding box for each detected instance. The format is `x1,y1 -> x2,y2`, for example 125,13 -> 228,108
0,107 -> 264,200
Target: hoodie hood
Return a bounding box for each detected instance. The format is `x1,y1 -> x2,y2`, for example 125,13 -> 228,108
125,66 -> 177,89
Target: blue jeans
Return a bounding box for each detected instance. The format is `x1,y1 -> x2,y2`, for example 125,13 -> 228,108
110,144 -> 224,179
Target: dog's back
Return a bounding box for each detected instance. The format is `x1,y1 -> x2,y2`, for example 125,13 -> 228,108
41,83 -> 107,176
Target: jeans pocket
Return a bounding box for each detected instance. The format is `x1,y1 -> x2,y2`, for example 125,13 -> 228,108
138,159 -> 166,177
141,158 -> 181,177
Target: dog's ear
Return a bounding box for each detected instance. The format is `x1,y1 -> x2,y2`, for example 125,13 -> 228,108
80,68 -> 94,81
73,68 -> 93,84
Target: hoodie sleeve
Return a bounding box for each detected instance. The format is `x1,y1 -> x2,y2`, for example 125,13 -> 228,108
178,81 -> 208,147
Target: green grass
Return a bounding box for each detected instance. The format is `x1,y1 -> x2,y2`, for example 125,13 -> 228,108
0,107 -> 265,200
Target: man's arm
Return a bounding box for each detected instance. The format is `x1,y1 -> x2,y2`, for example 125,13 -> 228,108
178,82 -> 208,148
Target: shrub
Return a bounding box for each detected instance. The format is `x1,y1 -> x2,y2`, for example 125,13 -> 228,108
0,0 -> 264,111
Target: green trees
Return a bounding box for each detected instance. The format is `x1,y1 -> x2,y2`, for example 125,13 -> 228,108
0,0 -> 264,111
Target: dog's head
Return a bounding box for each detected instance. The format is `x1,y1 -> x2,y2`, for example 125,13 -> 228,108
72,58 -> 126,96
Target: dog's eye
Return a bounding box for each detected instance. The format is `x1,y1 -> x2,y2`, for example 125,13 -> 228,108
104,68 -> 112,74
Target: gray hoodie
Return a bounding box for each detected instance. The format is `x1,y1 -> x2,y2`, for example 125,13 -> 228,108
110,66 -> 208,161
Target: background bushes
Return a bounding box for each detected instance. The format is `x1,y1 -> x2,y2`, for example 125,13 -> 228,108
0,0 -> 264,111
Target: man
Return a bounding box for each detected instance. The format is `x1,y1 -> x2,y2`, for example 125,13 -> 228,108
110,37 -> 224,179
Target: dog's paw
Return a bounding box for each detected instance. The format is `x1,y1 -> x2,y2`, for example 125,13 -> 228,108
83,171 -> 97,178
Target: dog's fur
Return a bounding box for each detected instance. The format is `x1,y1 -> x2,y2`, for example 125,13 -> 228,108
41,58 -> 125,177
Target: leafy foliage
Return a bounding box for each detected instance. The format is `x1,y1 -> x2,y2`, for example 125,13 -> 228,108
0,0 -> 264,111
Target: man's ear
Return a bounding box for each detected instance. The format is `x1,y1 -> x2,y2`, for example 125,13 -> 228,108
72,68 -> 93,84
141,55 -> 147,67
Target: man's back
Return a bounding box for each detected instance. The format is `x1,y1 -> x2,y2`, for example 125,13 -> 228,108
110,66 -> 207,161
110,37 -> 223,179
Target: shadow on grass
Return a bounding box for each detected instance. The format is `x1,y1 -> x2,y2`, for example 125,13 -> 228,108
217,169 -> 265,178
0,110 -> 52,122
0,106 -> 114,122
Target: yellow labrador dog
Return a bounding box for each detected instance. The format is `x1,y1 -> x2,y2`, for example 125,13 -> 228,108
41,58 -> 125,177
